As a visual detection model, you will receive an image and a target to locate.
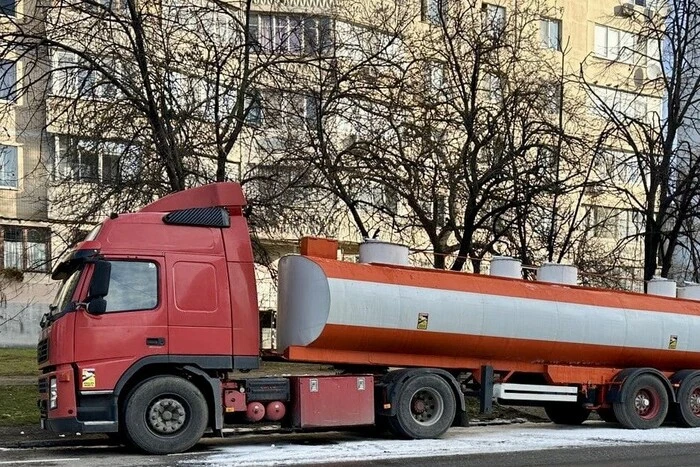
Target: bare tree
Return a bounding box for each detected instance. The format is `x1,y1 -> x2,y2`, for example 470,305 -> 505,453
581,0 -> 700,283
0,0 -> 292,260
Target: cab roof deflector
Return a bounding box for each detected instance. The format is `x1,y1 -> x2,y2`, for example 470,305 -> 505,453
139,182 -> 247,213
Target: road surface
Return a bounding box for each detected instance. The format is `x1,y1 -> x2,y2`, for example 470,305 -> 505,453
3,422 -> 700,466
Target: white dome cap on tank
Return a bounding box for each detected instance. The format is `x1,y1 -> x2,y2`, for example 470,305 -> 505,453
358,239 -> 409,266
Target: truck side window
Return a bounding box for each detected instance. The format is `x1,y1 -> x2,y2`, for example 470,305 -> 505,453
103,261 -> 158,313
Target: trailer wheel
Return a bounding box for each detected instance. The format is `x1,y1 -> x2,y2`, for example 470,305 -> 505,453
123,376 -> 208,454
391,374 -> 456,439
674,374 -> 700,427
544,403 -> 590,425
613,373 -> 668,429
596,408 -> 618,423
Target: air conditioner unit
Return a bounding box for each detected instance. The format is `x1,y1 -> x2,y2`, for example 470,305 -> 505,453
633,67 -> 646,87
647,63 -> 662,79
615,3 -> 635,17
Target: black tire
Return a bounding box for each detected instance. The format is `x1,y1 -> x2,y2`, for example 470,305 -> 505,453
596,408 -> 618,423
123,376 -> 208,454
613,373 -> 669,429
674,374 -> 700,427
390,374 -> 456,439
544,402 -> 590,425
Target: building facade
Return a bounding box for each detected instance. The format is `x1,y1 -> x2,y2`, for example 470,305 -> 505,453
0,0 -> 664,346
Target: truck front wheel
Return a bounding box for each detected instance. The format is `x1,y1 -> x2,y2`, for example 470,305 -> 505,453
390,374 -> 456,439
123,376 -> 208,454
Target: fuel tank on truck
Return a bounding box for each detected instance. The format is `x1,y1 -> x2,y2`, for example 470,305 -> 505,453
276,253 -> 700,372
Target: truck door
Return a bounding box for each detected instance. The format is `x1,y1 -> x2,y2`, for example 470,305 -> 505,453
165,253 -> 232,356
73,257 -> 166,392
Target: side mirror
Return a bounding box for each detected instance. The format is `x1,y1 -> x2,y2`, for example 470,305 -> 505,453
88,261 -> 111,299
87,298 -> 107,315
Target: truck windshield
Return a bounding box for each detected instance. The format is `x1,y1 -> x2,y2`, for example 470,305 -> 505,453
50,269 -> 82,316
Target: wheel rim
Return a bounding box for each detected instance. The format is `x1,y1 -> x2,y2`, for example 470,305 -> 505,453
689,387 -> 700,417
146,397 -> 188,435
634,388 -> 660,420
410,387 -> 444,427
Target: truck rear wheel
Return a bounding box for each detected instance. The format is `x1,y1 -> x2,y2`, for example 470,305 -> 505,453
613,373 -> 668,429
123,376 -> 208,454
390,374 -> 456,439
544,402 -> 590,425
674,374 -> 700,427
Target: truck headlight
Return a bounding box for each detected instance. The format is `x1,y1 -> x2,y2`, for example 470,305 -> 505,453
49,378 -> 57,410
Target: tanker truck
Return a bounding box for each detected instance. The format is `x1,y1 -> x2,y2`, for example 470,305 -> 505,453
36,182 -> 700,454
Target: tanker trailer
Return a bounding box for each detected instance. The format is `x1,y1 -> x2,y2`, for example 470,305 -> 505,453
277,238 -> 700,431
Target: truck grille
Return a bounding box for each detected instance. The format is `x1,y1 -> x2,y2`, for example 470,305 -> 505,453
38,377 -> 49,418
38,378 -> 48,394
38,398 -> 48,418
37,338 -> 49,364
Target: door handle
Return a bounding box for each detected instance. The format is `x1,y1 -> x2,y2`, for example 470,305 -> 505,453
146,337 -> 166,346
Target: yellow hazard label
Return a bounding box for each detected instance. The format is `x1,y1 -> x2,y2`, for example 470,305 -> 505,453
82,369 -> 96,388
669,335 -> 678,350
417,313 -> 429,330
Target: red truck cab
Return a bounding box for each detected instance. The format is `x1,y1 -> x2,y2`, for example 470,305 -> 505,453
37,183 -> 261,448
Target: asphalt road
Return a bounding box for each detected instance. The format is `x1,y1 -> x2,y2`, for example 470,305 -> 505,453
2,427 -> 700,467
3,441 -> 700,467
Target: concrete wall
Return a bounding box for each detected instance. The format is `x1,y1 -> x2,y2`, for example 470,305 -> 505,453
0,277 -> 58,348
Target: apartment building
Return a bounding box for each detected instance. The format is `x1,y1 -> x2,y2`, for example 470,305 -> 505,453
0,0 -> 663,346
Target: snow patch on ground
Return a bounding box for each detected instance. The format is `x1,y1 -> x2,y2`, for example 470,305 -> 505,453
183,423 -> 700,466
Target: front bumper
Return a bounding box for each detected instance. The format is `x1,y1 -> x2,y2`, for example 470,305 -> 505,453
39,366 -> 118,434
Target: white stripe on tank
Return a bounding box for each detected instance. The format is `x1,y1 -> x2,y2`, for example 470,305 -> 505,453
326,278 -> 696,352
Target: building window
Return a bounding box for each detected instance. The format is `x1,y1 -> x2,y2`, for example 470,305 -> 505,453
2,226 -> 50,272
423,0 -> 447,24
54,135 -> 138,184
588,206 -> 642,240
304,94 -> 319,125
485,73 -> 502,102
0,0 -> 15,16
536,146 -> 556,173
589,86 -> 654,122
50,50 -> 89,97
540,18 -> 561,51
590,206 -> 618,239
245,91 -> 263,125
260,91 -> 320,128
250,14 -> 332,56
594,149 -> 642,184
594,25 -> 634,63
425,61 -> 446,94
0,60 -> 16,101
482,4 -> 506,37
545,81 -> 562,113
0,145 -> 18,188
